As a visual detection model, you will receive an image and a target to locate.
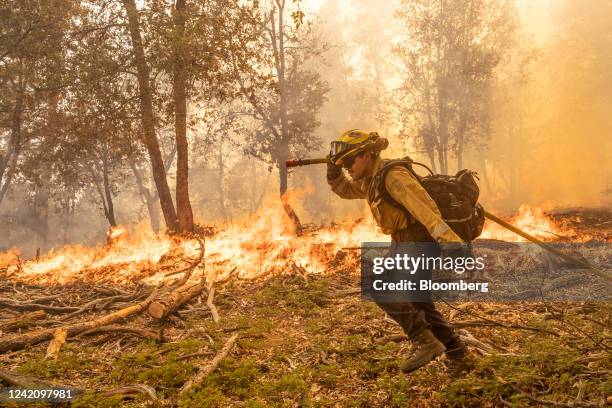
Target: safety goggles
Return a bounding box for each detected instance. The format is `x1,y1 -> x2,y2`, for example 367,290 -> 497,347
330,141 -> 352,157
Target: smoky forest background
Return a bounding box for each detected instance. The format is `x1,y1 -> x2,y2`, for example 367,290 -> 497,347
1,0 -> 610,254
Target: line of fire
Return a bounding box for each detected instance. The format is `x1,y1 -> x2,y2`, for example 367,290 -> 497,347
0,0 -> 610,407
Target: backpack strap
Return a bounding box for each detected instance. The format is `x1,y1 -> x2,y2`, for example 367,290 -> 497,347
372,157 -> 439,218
370,157 -> 420,225
411,161 -> 435,177
375,159 -> 416,211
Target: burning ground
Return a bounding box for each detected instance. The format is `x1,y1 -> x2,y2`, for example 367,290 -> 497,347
0,206 -> 610,407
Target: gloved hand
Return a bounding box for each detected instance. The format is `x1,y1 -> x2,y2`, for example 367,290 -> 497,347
326,155 -> 342,181
440,242 -> 475,263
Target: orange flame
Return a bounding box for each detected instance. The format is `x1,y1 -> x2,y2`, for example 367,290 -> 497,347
0,202 -> 582,286
107,225 -> 128,244
0,201 -> 386,286
481,205 -> 575,242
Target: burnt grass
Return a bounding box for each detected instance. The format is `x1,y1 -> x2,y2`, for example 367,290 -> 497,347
1,208 -> 611,407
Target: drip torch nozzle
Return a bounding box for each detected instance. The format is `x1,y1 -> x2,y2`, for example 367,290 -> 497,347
285,158 -> 328,168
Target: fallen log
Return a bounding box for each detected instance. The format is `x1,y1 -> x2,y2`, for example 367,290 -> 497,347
45,328 -> 68,360
1,310 -> 47,331
179,334 -> 238,397
0,287 -> 159,353
147,237 -> 206,320
147,283 -> 205,320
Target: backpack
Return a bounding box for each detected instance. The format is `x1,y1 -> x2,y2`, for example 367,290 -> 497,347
374,157 -> 485,242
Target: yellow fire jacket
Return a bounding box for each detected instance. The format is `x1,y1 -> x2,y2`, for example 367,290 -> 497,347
327,157 -> 463,243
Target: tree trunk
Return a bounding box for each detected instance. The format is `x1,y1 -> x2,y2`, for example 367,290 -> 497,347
102,154 -> 117,227
90,164 -> 114,227
122,0 -> 178,232
437,111 -> 449,175
273,2 -> 301,235
423,82 -> 438,174
278,146 -> 302,235
421,127 -> 438,174
34,90 -> 60,250
130,147 -> 176,233
33,183 -> 49,250
0,74 -> 24,206
130,161 -> 155,231
428,152 -> 437,174
62,198 -> 76,244
437,144 -> 446,175
478,151 -> 492,193
173,0 -> 193,233
147,200 -> 161,232
436,65 -> 450,175
456,114 -> 467,171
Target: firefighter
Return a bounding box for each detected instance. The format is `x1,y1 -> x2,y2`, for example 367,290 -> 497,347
326,129 -> 471,376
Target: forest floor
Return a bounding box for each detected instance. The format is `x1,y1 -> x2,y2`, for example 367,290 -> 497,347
0,209 -> 610,407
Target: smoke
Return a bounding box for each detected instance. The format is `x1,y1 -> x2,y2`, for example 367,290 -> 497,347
481,0 -> 612,210
311,0 -> 611,212
2,0 -> 610,256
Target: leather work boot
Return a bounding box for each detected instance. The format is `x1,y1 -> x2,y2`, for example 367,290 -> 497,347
400,329 -> 446,374
445,340 -> 473,378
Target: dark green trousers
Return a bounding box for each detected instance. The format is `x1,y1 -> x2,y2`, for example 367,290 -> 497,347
377,223 -> 461,349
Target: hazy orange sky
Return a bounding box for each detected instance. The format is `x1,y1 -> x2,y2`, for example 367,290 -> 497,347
304,0 -> 556,44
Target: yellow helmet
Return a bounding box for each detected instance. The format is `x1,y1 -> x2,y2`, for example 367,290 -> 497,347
330,129 -> 387,165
